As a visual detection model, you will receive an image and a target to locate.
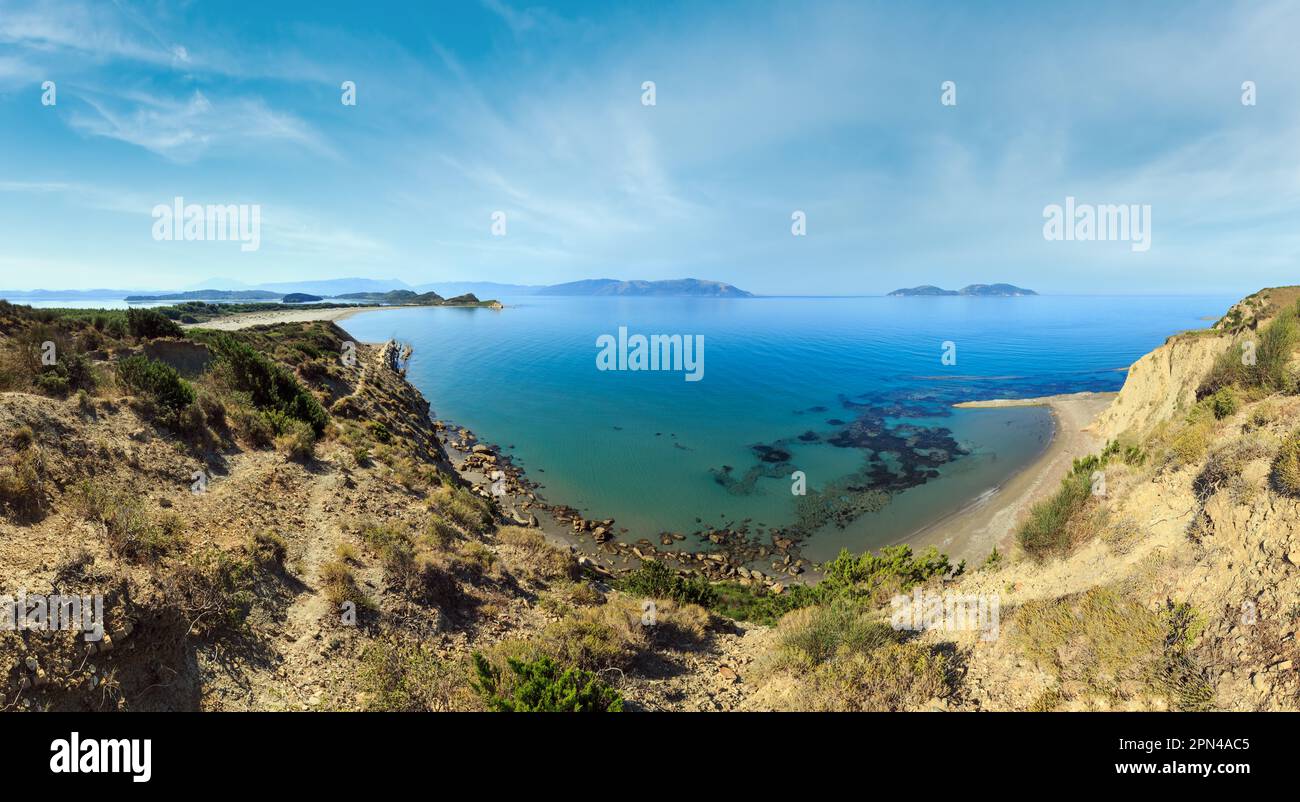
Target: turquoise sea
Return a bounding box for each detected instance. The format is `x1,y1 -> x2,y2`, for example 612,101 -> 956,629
336,295 -> 1226,561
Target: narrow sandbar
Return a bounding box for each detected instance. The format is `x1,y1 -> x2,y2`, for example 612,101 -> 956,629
905,391 -> 1116,562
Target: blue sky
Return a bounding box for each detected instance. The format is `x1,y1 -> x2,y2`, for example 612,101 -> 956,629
0,0 -> 1298,295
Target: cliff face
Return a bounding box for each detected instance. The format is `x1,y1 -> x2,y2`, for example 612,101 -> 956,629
929,287 -> 1300,712
1094,331 -> 1231,441
1095,286 -> 1300,443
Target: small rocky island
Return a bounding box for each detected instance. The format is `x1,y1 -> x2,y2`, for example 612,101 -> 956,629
888,283 -> 1037,297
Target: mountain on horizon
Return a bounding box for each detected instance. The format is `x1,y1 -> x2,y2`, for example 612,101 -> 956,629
888,283 -> 1037,297
1,276 -> 754,301
536,278 -> 753,297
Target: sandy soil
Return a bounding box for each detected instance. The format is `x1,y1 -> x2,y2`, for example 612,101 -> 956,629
182,305 -> 396,332
905,391 -> 1117,563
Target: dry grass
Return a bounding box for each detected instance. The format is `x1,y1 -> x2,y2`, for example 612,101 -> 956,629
319,559 -> 371,611
1168,418 -> 1214,468
357,636 -> 474,712
274,418 -> 316,461
496,526 -> 578,583
1012,587 -> 1212,710
539,599 -> 649,672
1272,432 -> 1300,497
0,447 -> 49,522
429,485 -> 493,534
751,598 -> 950,712
1195,435 -> 1270,502
538,580 -> 605,617
73,480 -> 185,563
775,642 -> 949,712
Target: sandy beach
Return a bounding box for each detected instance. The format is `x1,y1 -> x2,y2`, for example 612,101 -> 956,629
906,391 -> 1117,563
181,304 -> 401,331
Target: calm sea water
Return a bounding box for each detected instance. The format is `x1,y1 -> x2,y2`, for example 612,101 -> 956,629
341,294 -> 1232,560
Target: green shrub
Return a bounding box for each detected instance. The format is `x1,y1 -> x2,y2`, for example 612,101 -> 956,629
983,547 -> 1003,569
368,421 -> 392,443
34,351 -> 96,397
1208,386 -> 1239,420
116,355 -> 195,411
615,559 -> 717,607
275,418 -> 316,461
230,407 -> 275,447
176,402 -> 210,442
127,307 -> 184,340
197,392 -> 227,430
207,334 -> 327,434
1254,310 -> 1299,392
472,653 -> 623,712
1200,300 -> 1299,397
1017,472 -> 1094,558
705,581 -> 817,625
821,544 -> 954,591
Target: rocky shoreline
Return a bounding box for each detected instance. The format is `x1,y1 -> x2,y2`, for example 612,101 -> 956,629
435,420 -> 813,594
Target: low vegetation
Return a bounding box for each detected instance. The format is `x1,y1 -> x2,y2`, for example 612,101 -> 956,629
74,481 -> 186,563
0,448 -> 49,522
1013,588 -> 1212,710
758,598 -> 950,711
1199,298 -> 1300,397
358,637 -> 467,712
1272,432 -> 1300,497
1018,439 -> 1156,559
116,354 -> 196,412
197,332 -> 328,435
472,653 -> 623,712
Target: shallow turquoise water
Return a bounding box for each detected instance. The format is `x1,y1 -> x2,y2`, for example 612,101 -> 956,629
341,295 -> 1232,559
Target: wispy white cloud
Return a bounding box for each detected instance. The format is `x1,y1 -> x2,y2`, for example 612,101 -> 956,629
67,89 -> 333,162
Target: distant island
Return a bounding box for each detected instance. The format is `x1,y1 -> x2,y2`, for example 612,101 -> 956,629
888,283 -> 1037,297
105,277 -> 753,302
122,288 -> 492,307
536,278 -> 753,297
124,289 -> 281,301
